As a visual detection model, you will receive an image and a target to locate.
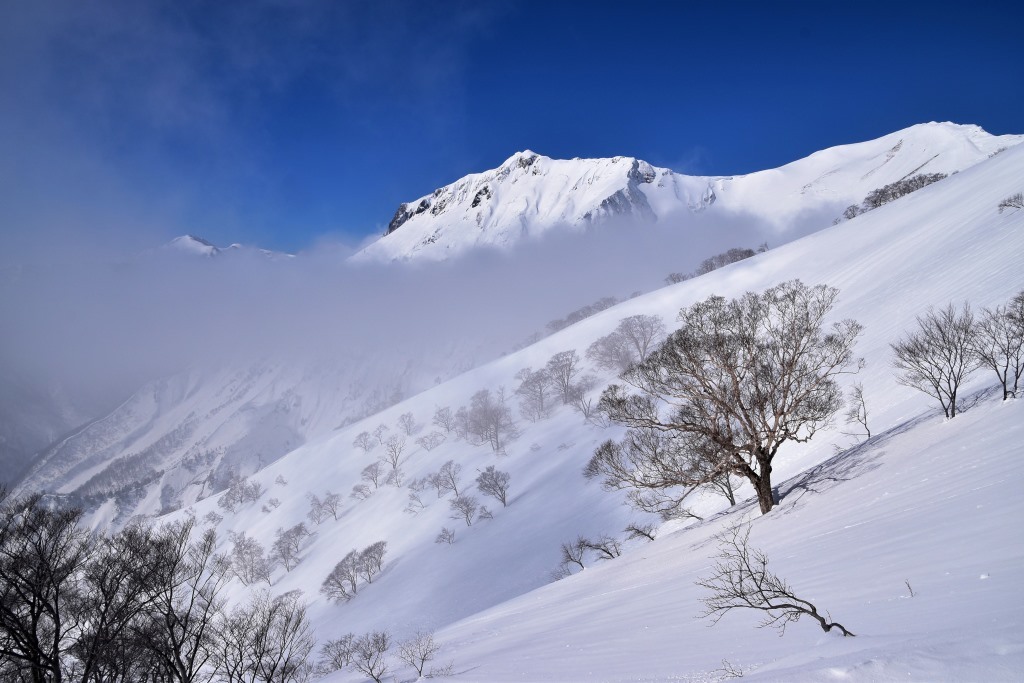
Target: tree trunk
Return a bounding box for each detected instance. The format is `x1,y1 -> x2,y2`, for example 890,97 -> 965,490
751,454 -> 776,514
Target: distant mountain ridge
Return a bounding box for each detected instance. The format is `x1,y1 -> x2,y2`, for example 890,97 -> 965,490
164,234 -> 294,260
355,122 -> 1023,262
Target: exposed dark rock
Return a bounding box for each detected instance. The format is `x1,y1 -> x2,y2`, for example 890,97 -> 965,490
471,185 -> 492,208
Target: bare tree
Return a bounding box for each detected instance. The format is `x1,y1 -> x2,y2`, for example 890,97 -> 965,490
437,460 -> 462,497
321,551 -> 361,602
204,511 -> 224,526
593,281 -> 862,515
397,630 -> 441,678
350,484 -> 372,501
213,589 -> 315,683
547,350 -> 582,404
416,431 -> 446,451
587,329 -> 635,373
583,535 -> 622,560
404,491 -> 427,515
973,294 -> 1024,400
352,431 -> 375,454
218,477 -> 265,513
624,522 -> 656,541
449,495 -> 479,526
321,491 -> 342,520
435,527 -> 456,545
891,302 -> 980,418
0,494 -> 90,681
275,475 -> 288,486
618,314 -> 666,363
361,462 -> 385,489
432,406 -> 455,434
559,536 -> 589,573
228,532 -> 271,586
585,427 -> 713,520
142,521 -> 231,683
319,633 -> 355,671
515,367 -> 556,421
358,541 -> 388,583
464,388 -> 518,452
843,382 -> 871,439
372,424 -> 390,446
351,631 -> 391,683
272,524 -> 311,572
307,494 -> 327,525
398,412 -> 417,436
475,465 -> 511,507
697,525 -> 854,636
383,435 -> 407,486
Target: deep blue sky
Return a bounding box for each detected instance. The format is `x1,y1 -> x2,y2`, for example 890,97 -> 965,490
2,0 -> 1021,254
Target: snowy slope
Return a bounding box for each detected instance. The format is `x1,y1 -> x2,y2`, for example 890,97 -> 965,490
355,122 -> 1021,262
167,141 -> 1024,680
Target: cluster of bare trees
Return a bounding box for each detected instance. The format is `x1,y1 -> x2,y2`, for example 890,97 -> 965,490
320,629 -> 449,682
217,477 -> 265,513
306,491 -> 341,524
453,389 -> 518,453
555,534 -> 622,576
586,314 -> 666,373
998,192 -> 1023,213
838,173 -> 948,223
0,494 -> 316,682
319,541 -> 388,603
664,245 -> 767,285
891,292 -> 1024,416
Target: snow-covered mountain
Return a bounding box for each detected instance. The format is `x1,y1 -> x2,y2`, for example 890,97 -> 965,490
160,140 -> 1022,681
6,125 -> 1024,680
165,234 -> 294,260
9,122 -> 1022,525
355,122 -> 1022,262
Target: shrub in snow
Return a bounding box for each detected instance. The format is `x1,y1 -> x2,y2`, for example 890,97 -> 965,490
435,527 -> 456,545
697,525 -> 854,637
998,191 -> 1024,213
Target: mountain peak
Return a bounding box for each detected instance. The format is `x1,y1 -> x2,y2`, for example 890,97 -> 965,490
163,235 -> 293,260
357,123 -> 1023,264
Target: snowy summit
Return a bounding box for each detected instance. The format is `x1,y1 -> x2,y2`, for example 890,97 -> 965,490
355,122 -> 1021,263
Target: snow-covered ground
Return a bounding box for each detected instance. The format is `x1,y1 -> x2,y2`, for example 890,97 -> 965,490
159,134 -> 1024,679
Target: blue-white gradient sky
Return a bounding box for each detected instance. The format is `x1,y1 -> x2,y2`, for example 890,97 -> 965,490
2,0 -> 1021,255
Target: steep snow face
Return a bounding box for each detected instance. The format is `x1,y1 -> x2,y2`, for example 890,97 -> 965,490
355,122 -> 1022,262
157,143 -> 1022,681
355,151 -> 684,262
